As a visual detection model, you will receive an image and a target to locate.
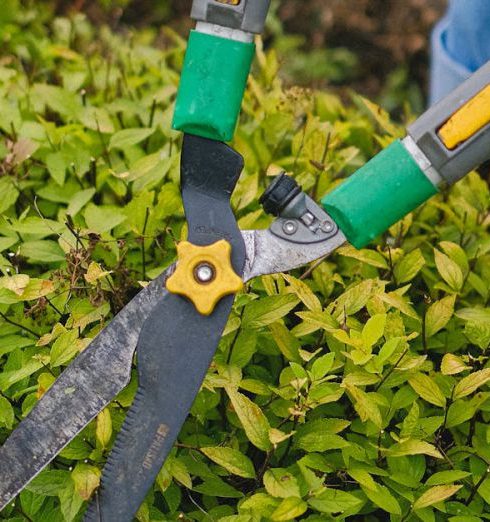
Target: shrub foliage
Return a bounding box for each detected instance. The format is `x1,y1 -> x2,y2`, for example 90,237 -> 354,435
1,3 -> 490,522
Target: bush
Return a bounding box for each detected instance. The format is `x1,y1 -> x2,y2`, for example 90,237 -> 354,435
1,4 -> 490,522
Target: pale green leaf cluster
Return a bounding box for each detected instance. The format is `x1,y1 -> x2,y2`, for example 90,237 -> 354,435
0,3 -> 489,522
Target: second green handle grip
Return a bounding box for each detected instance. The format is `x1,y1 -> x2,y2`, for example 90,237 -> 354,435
321,140 -> 438,249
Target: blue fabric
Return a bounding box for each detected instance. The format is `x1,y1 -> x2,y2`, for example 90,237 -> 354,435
430,0 -> 490,104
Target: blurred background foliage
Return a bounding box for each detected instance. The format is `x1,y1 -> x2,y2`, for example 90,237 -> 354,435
7,0 -> 448,113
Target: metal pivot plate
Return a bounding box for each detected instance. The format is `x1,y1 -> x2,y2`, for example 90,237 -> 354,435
84,135 -> 246,522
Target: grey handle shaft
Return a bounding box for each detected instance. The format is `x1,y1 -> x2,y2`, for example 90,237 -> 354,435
408,60 -> 490,185
191,0 -> 271,34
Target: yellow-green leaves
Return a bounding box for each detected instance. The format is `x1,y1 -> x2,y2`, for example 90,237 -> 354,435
425,295 -> 456,338
270,497 -> 307,521
242,295 -> 299,329
96,408 -> 112,449
453,369 -> 490,399
441,354 -> 470,375
387,439 -> 443,459
413,485 -> 463,510
201,447 -> 256,479
361,483 -> 401,515
0,396 -> 14,429
109,128 -> 155,150
269,322 -> 302,363
434,248 -> 464,292
344,384 -> 382,427
3,6 -> 490,521
361,313 -> 386,349
0,275 -> 55,304
393,248 -> 425,284
408,373 -> 446,408
308,488 -> 364,514
71,464 -> 101,501
263,469 -> 300,498
226,387 -> 272,451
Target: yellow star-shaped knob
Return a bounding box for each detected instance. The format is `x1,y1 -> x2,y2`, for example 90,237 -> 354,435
166,239 -> 243,316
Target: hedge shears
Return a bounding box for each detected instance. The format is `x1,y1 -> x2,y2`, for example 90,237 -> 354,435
1,1 -> 490,520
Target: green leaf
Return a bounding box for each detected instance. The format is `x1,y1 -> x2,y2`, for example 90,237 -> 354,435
345,384 -> 382,427
464,321 -> 490,350
26,470 -> 71,496
226,387 -> 272,451
455,308 -> 490,322
193,476 -> 242,498
361,483 -> 401,515
67,188 -> 96,217
0,177 -> 19,213
0,357 -> 44,392
50,329 -> 81,368
439,241 -> 469,274
441,354 -> 470,375
96,408 -> 112,448
242,295 -> 299,329
20,240 -> 65,263
408,373 -> 446,408
388,440 -> 443,459
453,369 -> 490,399
425,470 -> 471,486
361,314 -> 386,349
337,245 -> 388,269
229,330 -> 257,368
310,352 -> 335,380
167,457 -> 192,489
58,479 -> 84,522
294,419 -> 349,452
394,248 -> 425,284
263,469 -> 301,498
201,447 -> 256,479
84,204 -> 127,233
269,322 -> 302,363
0,396 -> 14,429
71,463 -> 101,501
271,497 -> 307,521
425,295 -> 456,338
46,152 -> 67,185
434,249 -> 464,292
308,488 -> 364,513
109,128 -> 155,149
282,274 -> 322,311
413,485 -> 463,510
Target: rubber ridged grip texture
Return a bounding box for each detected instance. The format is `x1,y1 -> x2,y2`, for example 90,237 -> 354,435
172,30 -> 255,141
321,140 -> 438,249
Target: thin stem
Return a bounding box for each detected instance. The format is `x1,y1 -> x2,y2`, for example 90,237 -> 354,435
0,311 -> 39,338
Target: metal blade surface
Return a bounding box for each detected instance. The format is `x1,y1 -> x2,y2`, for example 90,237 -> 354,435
242,228 -> 346,282
84,134 -> 247,521
85,291 -> 235,521
0,267 -> 173,511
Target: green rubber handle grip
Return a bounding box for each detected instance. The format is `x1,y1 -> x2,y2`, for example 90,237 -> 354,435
172,30 -> 255,142
321,140 -> 438,249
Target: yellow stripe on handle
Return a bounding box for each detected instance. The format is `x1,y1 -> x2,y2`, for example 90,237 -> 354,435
438,84 -> 490,150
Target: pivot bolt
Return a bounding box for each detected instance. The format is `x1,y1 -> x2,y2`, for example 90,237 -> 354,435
194,263 -> 216,284
321,221 -> 334,233
283,221 -> 298,235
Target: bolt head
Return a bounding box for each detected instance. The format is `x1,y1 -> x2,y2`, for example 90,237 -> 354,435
194,263 -> 215,284
283,220 -> 298,235
321,221 -> 334,233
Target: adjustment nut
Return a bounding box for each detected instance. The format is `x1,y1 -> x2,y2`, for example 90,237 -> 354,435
166,240 -> 243,316
259,173 -> 301,216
